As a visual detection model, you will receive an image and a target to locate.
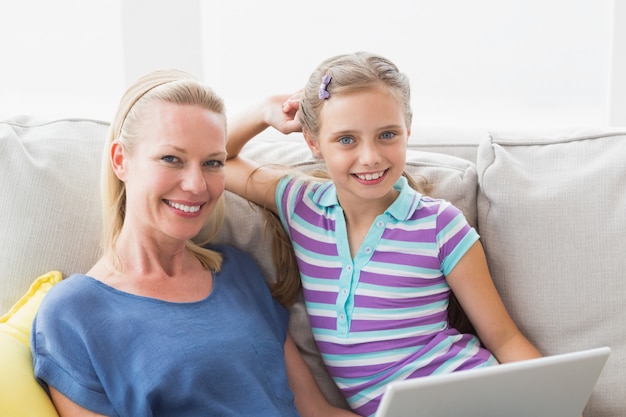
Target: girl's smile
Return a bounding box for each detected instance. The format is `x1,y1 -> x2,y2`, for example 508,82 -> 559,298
312,85 -> 409,213
353,169 -> 388,183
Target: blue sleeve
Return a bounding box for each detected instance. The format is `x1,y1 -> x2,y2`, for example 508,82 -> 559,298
31,276 -> 115,415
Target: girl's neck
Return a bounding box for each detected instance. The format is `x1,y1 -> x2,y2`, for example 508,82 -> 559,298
339,189 -> 399,258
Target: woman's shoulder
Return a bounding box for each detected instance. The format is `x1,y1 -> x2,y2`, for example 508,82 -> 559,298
210,243 -> 249,261
209,244 -> 261,275
43,273 -> 95,299
35,274 -> 102,325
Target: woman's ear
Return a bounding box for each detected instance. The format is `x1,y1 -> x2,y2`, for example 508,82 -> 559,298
302,129 -> 322,159
110,141 -> 127,181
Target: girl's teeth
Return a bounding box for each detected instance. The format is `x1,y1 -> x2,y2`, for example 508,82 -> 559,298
359,171 -> 383,180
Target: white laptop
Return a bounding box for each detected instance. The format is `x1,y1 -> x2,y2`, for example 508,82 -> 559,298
376,346 -> 610,417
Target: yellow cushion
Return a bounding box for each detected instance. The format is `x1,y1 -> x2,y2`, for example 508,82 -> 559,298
0,271 -> 62,417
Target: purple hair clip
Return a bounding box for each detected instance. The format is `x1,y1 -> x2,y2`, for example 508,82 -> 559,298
318,74 -> 331,100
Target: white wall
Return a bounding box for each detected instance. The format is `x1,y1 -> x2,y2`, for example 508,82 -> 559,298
202,0 -> 614,128
0,0 -> 124,120
609,0 -> 626,125
0,0 -> 620,128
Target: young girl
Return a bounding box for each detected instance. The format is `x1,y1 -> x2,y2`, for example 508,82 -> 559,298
225,52 -> 542,416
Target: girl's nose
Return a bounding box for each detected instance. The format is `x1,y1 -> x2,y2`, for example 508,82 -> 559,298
359,142 -> 381,166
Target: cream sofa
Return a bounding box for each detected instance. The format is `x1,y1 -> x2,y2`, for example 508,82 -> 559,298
0,117 -> 624,416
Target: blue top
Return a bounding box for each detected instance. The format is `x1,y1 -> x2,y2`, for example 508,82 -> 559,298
32,245 -> 300,417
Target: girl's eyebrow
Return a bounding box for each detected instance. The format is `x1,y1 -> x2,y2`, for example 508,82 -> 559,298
330,124 -> 404,136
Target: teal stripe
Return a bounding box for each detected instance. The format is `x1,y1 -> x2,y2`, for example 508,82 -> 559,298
386,212 -> 437,229
305,301 -> 340,312
440,230 -> 479,275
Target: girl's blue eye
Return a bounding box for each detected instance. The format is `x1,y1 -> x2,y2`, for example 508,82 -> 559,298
381,131 -> 395,139
338,136 -> 354,145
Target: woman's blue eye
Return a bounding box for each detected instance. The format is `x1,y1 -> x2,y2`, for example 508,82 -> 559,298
381,131 -> 395,139
204,160 -> 225,168
161,155 -> 178,163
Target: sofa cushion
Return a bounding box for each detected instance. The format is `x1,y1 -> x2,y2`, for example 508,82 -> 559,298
0,271 -> 61,417
0,118 -> 108,314
476,129 -> 626,417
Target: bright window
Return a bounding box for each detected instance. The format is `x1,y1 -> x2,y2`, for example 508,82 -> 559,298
0,0 -> 618,128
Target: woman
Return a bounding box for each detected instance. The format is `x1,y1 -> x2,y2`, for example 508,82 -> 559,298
31,69 -> 357,417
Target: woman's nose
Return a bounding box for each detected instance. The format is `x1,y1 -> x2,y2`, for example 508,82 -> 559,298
181,166 -> 207,194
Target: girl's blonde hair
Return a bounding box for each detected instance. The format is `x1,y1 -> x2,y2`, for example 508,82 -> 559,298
101,69 -> 226,273
299,51 -> 413,139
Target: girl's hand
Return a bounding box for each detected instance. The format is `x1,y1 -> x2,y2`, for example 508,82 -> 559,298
263,92 -> 303,134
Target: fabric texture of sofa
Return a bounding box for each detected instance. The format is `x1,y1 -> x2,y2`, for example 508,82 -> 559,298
0,117 -> 624,416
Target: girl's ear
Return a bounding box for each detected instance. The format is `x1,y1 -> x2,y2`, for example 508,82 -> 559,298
302,129 -> 323,159
110,141 -> 127,181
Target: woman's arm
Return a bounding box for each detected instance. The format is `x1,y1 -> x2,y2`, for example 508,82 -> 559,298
48,387 -> 108,417
446,241 -> 543,363
284,334 -> 358,417
225,94 -> 302,213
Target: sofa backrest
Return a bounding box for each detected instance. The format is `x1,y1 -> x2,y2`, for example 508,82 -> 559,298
0,118 -> 107,313
476,129 -> 626,417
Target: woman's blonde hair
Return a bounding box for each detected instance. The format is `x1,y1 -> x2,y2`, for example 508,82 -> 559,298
101,69 -> 226,273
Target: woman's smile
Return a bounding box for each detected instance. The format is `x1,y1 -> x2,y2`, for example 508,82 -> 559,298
164,199 -> 205,215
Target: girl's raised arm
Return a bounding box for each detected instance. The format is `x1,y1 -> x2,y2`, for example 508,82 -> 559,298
225,94 -> 302,213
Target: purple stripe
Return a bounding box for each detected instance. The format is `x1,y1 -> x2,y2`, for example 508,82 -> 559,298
308,314 -> 339,330
380,225 -> 436,243
358,270 -> 445,287
349,312 -> 447,332
297,257 -> 341,278
292,200 -> 335,231
290,227 -> 339,257
354,292 -> 448,309
303,288 -> 339,304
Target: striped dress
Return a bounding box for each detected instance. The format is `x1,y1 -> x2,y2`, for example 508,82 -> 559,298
276,175 -> 497,417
